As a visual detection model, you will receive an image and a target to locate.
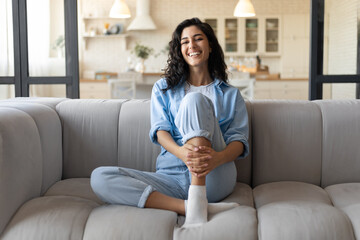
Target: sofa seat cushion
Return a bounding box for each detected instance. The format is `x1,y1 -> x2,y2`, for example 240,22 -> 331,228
253,181 -> 355,240
174,183 -> 257,240
222,182 -> 254,207
83,205 -> 178,240
326,183 -> 360,239
45,178 -> 103,204
174,206 -> 257,240
1,196 -> 99,240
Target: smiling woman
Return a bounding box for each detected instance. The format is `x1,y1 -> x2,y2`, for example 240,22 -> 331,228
90,17 -> 249,228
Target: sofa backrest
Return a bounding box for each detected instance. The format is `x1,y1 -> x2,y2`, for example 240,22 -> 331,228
0,101 -> 63,233
251,101 -> 323,187
2,98 -> 360,190
56,99 -> 253,185
56,99 -> 125,178
315,100 -> 360,187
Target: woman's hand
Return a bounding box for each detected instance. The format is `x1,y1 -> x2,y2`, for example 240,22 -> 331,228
179,144 -> 210,170
186,146 -> 224,178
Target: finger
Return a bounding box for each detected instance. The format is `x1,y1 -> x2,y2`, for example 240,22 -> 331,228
187,152 -> 211,158
188,161 -> 209,169
184,143 -> 199,152
186,156 -> 210,166
198,146 -> 212,152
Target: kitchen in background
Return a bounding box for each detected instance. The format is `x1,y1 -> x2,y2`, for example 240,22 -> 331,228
1,0 -> 358,100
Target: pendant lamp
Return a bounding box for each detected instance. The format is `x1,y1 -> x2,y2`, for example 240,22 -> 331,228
234,0 -> 256,17
109,0 -> 131,18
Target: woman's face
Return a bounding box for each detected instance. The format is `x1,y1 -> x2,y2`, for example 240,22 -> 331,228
180,25 -> 211,69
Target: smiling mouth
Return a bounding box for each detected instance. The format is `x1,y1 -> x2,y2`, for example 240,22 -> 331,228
188,52 -> 201,57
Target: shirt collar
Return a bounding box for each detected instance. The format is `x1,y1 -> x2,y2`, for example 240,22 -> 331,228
214,78 -> 230,88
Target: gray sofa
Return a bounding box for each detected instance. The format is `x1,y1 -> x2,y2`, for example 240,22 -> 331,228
0,97 -> 359,240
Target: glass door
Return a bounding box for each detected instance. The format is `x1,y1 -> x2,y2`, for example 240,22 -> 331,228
204,18 -> 218,37
225,18 -> 238,52
265,18 -> 279,52
245,18 -> 258,53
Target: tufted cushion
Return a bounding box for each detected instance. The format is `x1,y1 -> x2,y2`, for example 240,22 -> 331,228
314,100 -> 360,187
326,183 -> 360,239
1,196 -> 99,240
251,100 -> 322,187
253,181 -> 355,240
56,99 -> 126,178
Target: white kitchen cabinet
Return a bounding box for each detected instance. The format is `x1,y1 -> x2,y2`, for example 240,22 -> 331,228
254,80 -> 308,100
254,80 -> 331,100
281,14 -> 310,78
80,80 -> 110,99
205,16 -> 281,56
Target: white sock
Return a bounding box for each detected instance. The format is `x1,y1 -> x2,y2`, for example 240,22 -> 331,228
207,202 -> 239,214
185,201 -> 239,216
183,185 -> 208,227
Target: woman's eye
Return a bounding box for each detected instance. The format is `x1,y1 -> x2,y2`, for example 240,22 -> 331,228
181,41 -> 189,45
195,38 -> 203,41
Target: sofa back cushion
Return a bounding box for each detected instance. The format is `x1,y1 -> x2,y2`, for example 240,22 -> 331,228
251,101 -> 322,187
235,101 -> 252,185
315,100 -> 360,187
118,100 -> 160,172
56,99 -> 125,178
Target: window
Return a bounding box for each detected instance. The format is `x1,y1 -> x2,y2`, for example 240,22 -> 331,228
0,0 -> 79,99
310,0 -> 360,100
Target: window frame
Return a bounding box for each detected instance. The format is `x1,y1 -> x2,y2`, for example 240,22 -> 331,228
0,0 -> 79,98
309,0 -> 360,100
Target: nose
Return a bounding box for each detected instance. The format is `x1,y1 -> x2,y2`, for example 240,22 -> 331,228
189,39 -> 197,49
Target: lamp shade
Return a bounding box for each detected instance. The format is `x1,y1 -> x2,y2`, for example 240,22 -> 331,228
109,0 -> 131,18
234,0 -> 256,17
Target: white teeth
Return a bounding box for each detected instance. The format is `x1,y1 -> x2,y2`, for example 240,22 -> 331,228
189,52 -> 200,57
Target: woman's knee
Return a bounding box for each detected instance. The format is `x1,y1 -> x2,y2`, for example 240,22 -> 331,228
182,92 -> 210,106
90,166 -> 113,194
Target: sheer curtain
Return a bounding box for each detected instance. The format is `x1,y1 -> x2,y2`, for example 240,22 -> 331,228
27,0 -> 50,76
0,0 -> 14,99
0,0 -> 14,77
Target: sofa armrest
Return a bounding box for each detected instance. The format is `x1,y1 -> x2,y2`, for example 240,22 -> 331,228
0,107 -> 43,234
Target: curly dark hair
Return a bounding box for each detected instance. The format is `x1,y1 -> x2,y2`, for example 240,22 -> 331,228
162,17 -> 228,93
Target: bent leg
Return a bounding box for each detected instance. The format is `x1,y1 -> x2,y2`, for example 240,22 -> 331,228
90,166 -> 187,208
174,93 -> 238,226
174,93 -> 219,226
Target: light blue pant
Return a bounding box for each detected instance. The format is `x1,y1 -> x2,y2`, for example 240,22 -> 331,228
91,92 -> 237,208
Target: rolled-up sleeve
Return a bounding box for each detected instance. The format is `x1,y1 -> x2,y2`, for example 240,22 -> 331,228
223,90 -> 249,158
149,82 -> 172,145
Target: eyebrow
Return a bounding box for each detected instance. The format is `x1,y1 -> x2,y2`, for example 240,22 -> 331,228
181,33 -> 204,41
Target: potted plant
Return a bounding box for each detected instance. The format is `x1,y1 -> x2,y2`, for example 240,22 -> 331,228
52,35 -> 65,58
132,42 -> 154,73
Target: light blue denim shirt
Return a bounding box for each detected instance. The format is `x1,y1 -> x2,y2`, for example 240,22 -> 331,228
149,77 -> 249,171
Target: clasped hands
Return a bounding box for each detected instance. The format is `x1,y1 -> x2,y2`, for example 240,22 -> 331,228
180,143 -> 223,178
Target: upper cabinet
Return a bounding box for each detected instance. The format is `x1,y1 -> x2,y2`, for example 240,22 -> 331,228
205,16 -> 281,56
